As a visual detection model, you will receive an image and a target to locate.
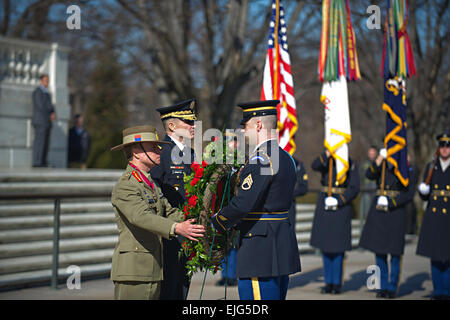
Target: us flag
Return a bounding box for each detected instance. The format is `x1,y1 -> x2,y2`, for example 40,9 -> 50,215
261,0 -> 298,155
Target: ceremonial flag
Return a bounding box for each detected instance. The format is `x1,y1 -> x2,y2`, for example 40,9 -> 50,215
261,0 -> 298,155
381,0 -> 415,187
318,0 -> 359,184
383,76 -> 409,186
321,75 -> 351,185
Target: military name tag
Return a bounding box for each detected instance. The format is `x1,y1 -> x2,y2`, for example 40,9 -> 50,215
241,174 -> 253,190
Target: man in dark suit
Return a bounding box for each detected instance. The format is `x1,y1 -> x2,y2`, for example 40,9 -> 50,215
150,99 -> 197,300
32,74 -> 55,167
212,100 -> 301,300
68,114 -> 91,169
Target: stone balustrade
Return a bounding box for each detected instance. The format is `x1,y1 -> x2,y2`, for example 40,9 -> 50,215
0,36 -> 71,168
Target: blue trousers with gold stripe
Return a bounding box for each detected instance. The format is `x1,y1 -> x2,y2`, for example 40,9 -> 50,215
238,276 -> 289,300
376,254 -> 401,292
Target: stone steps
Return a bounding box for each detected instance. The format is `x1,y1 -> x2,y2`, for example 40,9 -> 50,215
295,219 -> 360,233
294,204 -> 361,252
0,235 -> 118,258
0,249 -> 114,276
0,181 -> 116,197
0,212 -> 115,230
0,263 -> 112,291
0,223 -> 118,244
0,169 -> 121,290
0,169 -> 122,183
0,201 -> 113,217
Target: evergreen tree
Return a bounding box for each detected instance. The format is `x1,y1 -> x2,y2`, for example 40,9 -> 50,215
86,40 -> 128,169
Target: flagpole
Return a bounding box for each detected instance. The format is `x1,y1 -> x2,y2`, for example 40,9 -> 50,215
380,159 -> 386,192
328,157 -> 334,197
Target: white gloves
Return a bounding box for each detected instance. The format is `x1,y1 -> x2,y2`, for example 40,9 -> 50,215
324,196 -> 338,211
379,148 -> 387,159
418,182 -> 430,196
376,196 -> 389,212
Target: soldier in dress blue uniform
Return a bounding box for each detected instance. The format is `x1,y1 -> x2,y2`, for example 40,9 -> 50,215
359,148 -> 415,298
310,150 -> 360,294
150,99 -> 197,300
211,100 -> 301,300
416,129 -> 450,300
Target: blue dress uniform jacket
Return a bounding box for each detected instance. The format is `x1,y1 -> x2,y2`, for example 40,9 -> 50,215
309,153 -> 360,253
359,161 -> 415,256
150,134 -> 195,207
212,140 -> 301,279
149,134 -> 195,300
288,160 -> 308,230
416,161 -> 450,261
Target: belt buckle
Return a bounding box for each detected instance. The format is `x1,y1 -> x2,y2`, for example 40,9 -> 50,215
376,204 -> 388,212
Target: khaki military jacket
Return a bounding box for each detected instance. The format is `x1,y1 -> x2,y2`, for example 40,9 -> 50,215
110,164 -> 184,282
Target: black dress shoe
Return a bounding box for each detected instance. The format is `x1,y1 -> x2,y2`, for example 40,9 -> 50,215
216,279 -> 226,286
226,279 -> 237,286
331,285 -> 342,294
376,290 -> 387,298
385,290 -> 396,299
321,284 -> 333,294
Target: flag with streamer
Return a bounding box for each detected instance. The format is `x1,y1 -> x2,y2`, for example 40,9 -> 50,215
318,0 -> 361,82
261,0 -> 298,155
381,0 -> 415,187
319,0 -> 359,184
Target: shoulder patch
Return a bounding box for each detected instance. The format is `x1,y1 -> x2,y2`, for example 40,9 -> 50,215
241,174 -> 253,190
131,171 -> 143,183
250,155 -> 266,163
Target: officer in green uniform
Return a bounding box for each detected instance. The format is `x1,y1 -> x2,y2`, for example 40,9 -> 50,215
110,125 -> 205,300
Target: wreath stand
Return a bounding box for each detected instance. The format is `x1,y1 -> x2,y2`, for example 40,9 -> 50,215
198,166 -> 237,300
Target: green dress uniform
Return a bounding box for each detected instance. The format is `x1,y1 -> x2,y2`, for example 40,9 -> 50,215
110,126 -> 184,300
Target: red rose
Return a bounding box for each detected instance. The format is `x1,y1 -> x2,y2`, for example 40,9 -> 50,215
190,177 -> 199,186
191,161 -> 200,172
183,205 -> 190,218
195,167 -> 204,178
188,195 -> 198,207
188,252 -> 196,261
202,160 -> 208,168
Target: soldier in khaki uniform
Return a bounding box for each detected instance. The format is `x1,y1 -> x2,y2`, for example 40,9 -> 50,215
110,125 -> 205,300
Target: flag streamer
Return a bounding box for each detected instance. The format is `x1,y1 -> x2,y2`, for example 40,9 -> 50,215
261,0 -> 298,155
319,0 -> 360,82
382,0 -> 416,79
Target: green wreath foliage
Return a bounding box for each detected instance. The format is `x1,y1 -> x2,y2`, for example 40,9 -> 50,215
179,138 -> 241,277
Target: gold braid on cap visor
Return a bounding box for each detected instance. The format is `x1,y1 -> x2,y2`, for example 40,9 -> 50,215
160,110 -> 197,120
